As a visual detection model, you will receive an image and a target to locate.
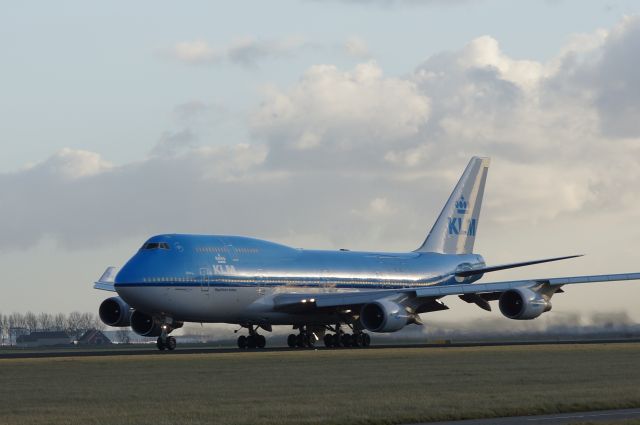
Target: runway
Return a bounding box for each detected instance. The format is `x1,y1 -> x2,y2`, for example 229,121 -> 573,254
416,408 -> 640,424
1,338 -> 639,359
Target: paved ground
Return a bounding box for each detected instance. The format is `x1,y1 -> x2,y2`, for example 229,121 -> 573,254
411,408 -> 640,425
0,338 -> 639,359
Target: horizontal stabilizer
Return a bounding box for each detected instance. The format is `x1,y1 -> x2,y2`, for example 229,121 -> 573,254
93,266 -> 117,292
455,255 -> 583,278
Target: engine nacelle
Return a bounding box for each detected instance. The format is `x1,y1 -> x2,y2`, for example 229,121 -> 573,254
130,310 -> 162,337
360,300 -> 410,332
499,288 -> 552,320
99,297 -> 132,327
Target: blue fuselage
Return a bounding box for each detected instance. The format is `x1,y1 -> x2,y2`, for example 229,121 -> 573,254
115,234 -> 485,293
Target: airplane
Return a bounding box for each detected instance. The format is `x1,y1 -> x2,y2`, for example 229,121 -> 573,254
94,156 -> 640,350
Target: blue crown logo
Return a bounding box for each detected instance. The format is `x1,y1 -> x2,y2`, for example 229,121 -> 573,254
455,195 -> 468,215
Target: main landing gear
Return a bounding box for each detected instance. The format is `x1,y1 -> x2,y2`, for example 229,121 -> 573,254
286,326 -> 318,348
285,324 -> 371,349
237,325 -> 267,349
323,324 -> 371,348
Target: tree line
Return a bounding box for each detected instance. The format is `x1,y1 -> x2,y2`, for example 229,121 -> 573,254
0,312 -> 104,345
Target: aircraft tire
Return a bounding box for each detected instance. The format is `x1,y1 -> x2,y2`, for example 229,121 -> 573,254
237,335 -> 247,349
341,333 -> 353,347
362,333 -> 371,347
323,334 -> 333,348
287,334 -> 297,348
353,333 -> 362,347
295,334 -> 305,348
247,335 -> 257,349
166,336 -> 177,351
257,335 -> 266,348
331,334 -> 340,347
156,337 -> 166,351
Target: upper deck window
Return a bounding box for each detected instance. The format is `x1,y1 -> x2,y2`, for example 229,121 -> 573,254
141,242 -> 171,250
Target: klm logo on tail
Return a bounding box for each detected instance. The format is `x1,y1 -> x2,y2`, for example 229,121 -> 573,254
447,217 -> 477,236
455,195 -> 468,215
449,195 -> 477,236
416,156 -> 489,254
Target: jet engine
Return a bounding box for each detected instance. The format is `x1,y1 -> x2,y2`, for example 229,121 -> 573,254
498,288 -> 552,320
130,310 -> 162,337
360,300 -> 411,332
99,297 -> 132,327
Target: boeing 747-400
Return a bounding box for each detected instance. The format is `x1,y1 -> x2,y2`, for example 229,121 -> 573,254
94,157 -> 640,350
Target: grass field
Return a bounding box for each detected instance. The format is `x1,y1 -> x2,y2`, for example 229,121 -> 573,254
1,344 -> 639,425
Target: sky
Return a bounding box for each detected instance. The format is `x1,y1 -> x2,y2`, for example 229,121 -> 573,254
1,0 -> 640,326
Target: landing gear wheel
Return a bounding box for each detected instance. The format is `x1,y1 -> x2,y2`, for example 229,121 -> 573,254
362,333 -> 371,347
341,333 -> 353,347
166,336 -> 177,351
287,334 -> 297,348
323,334 -> 333,348
296,334 -> 305,348
237,335 -> 247,349
331,334 -> 341,347
353,333 -> 363,347
247,335 -> 257,349
257,334 -> 266,348
156,337 -> 166,351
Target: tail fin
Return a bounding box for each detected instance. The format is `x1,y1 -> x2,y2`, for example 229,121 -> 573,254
416,157 -> 490,254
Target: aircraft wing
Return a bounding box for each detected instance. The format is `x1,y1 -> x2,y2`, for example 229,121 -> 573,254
93,267 -> 118,292
273,272 -> 640,313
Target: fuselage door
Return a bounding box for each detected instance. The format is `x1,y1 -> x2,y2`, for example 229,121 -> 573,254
200,267 -> 211,292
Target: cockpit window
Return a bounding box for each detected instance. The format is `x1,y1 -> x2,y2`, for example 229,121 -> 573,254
141,242 -> 171,250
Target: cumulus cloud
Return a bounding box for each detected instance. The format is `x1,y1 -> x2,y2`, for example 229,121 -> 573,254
25,148 -> 113,180
170,37 -> 312,68
252,62 -> 430,156
151,129 -> 198,157
343,36 -> 371,59
3,17 -> 640,257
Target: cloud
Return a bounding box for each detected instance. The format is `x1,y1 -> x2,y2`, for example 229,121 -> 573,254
169,37 -> 312,68
172,40 -> 215,64
343,36 -> 371,59
150,129 -> 198,158
251,62 -> 430,156
25,148 -> 113,180
3,17 -> 640,257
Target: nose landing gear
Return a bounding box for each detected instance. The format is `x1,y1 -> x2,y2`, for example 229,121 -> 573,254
157,335 -> 177,351
156,320 -> 181,351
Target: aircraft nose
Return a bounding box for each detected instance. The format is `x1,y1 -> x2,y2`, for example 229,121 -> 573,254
114,254 -> 146,285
